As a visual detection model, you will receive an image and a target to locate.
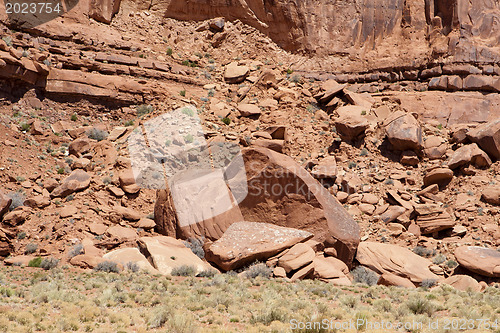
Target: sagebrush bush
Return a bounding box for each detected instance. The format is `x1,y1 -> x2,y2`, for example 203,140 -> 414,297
171,265 -> 196,277
94,261 -> 120,273
40,257 -> 59,270
406,296 -> 435,316
432,254 -> 446,265
351,266 -> 379,286
126,262 -> 139,273
86,128 -> 108,141
413,246 -> 435,258
68,244 -> 84,258
184,238 -> 205,259
136,104 -> 153,117
421,279 -> 438,289
243,262 -> 272,279
7,191 -> 25,211
24,243 -> 38,255
197,268 -> 217,278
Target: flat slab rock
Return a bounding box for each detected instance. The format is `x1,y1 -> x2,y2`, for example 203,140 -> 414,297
138,236 -> 210,275
356,242 -> 441,284
454,246 -> 500,277
206,221 -> 313,271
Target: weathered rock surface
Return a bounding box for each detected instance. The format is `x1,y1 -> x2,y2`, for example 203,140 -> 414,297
239,147 -> 360,265
356,242 -> 441,284
205,221 -> 312,271
277,243 -> 315,273
423,167 -> 453,188
454,246 -> 500,277
481,186 -> 500,205
103,247 -> 159,274
310,156 -> 337,179
385,112 -> 422,151
447,143 -> 492,169
224,62 -> 249,84
138,236 -> 210,275
467,119 -> 500,160
51,170 -> 91,198
442,275 -> 481,292
0,190 -> 12,220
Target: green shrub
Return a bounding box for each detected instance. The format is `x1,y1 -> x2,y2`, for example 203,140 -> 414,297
179,90 -> 186,97
413,246 -> 435,258
20,122 -> 31,132
70,114 -> 78,121
184,134 -> 193,144
432,254 -> 446,265
222,117 -> 231,125
28,257 -> 42,267
124,120 -> 134,127
166,47 -> 173,56
171,265 -> 196,277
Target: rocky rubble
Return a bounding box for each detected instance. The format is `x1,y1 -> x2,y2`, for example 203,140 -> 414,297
0,5 -> 498,293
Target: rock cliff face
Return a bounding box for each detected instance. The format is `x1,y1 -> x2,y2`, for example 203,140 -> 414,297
136,0 -> 500,63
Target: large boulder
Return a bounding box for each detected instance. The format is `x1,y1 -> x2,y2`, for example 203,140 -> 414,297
224,62 -> 249,84
356,242 -> 441,285
51,169 -> 91,198
103,247 -> 159,274
447,143 -> 492,169
89,0 -> 121,24
277,243 -> 315,273
312,255 -> 351,285
423,167 -> 454,188
454,246 -> 500,277
138,236 -> 210,275
467,119 -> 500,160
0,190 -> 12,220
239,147 -> 360,266
205,221 -> 313,271
385,111 -> 423,151
334,108 -> 369,141
481,186 -> 500,205
442,275 -> 481,292
0,228 -> 12,257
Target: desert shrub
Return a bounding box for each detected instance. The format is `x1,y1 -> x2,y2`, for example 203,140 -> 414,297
184,238 -> 205,259
86,128 -> 108,141
171,265 -> 196,277
25,243 -> 38,255
40,257 -> 59,270
166,47 -> 173,56
179,90 -> 186,97
68,244 -> 84,258
0,286 -> 13,297
7,191 -> 25,211
126,262 -> 139,273
17,231 -> 26,240
406,296 -> 435,316
94,261 -> 120,273
70,114 -> 78,121
184,134 -> 193,143
124,120 -> 134,126
445,260 -> 458,269
20,122 -> 31,131
222,117 -> 231,125
148,307 -> 172,328
351,266 -> 379,286
421,279 -> 438,289
28,257 -> 42,267
197,268 -> 217,278
432,254 -> 446,265
136,104 -> 153,117
243,262 -> 272,279
413,246 -> 435,258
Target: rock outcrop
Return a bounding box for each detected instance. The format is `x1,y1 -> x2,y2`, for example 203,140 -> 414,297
205,221 -> 312,271
454,246 -> 500,278
356,242 -> 441,285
